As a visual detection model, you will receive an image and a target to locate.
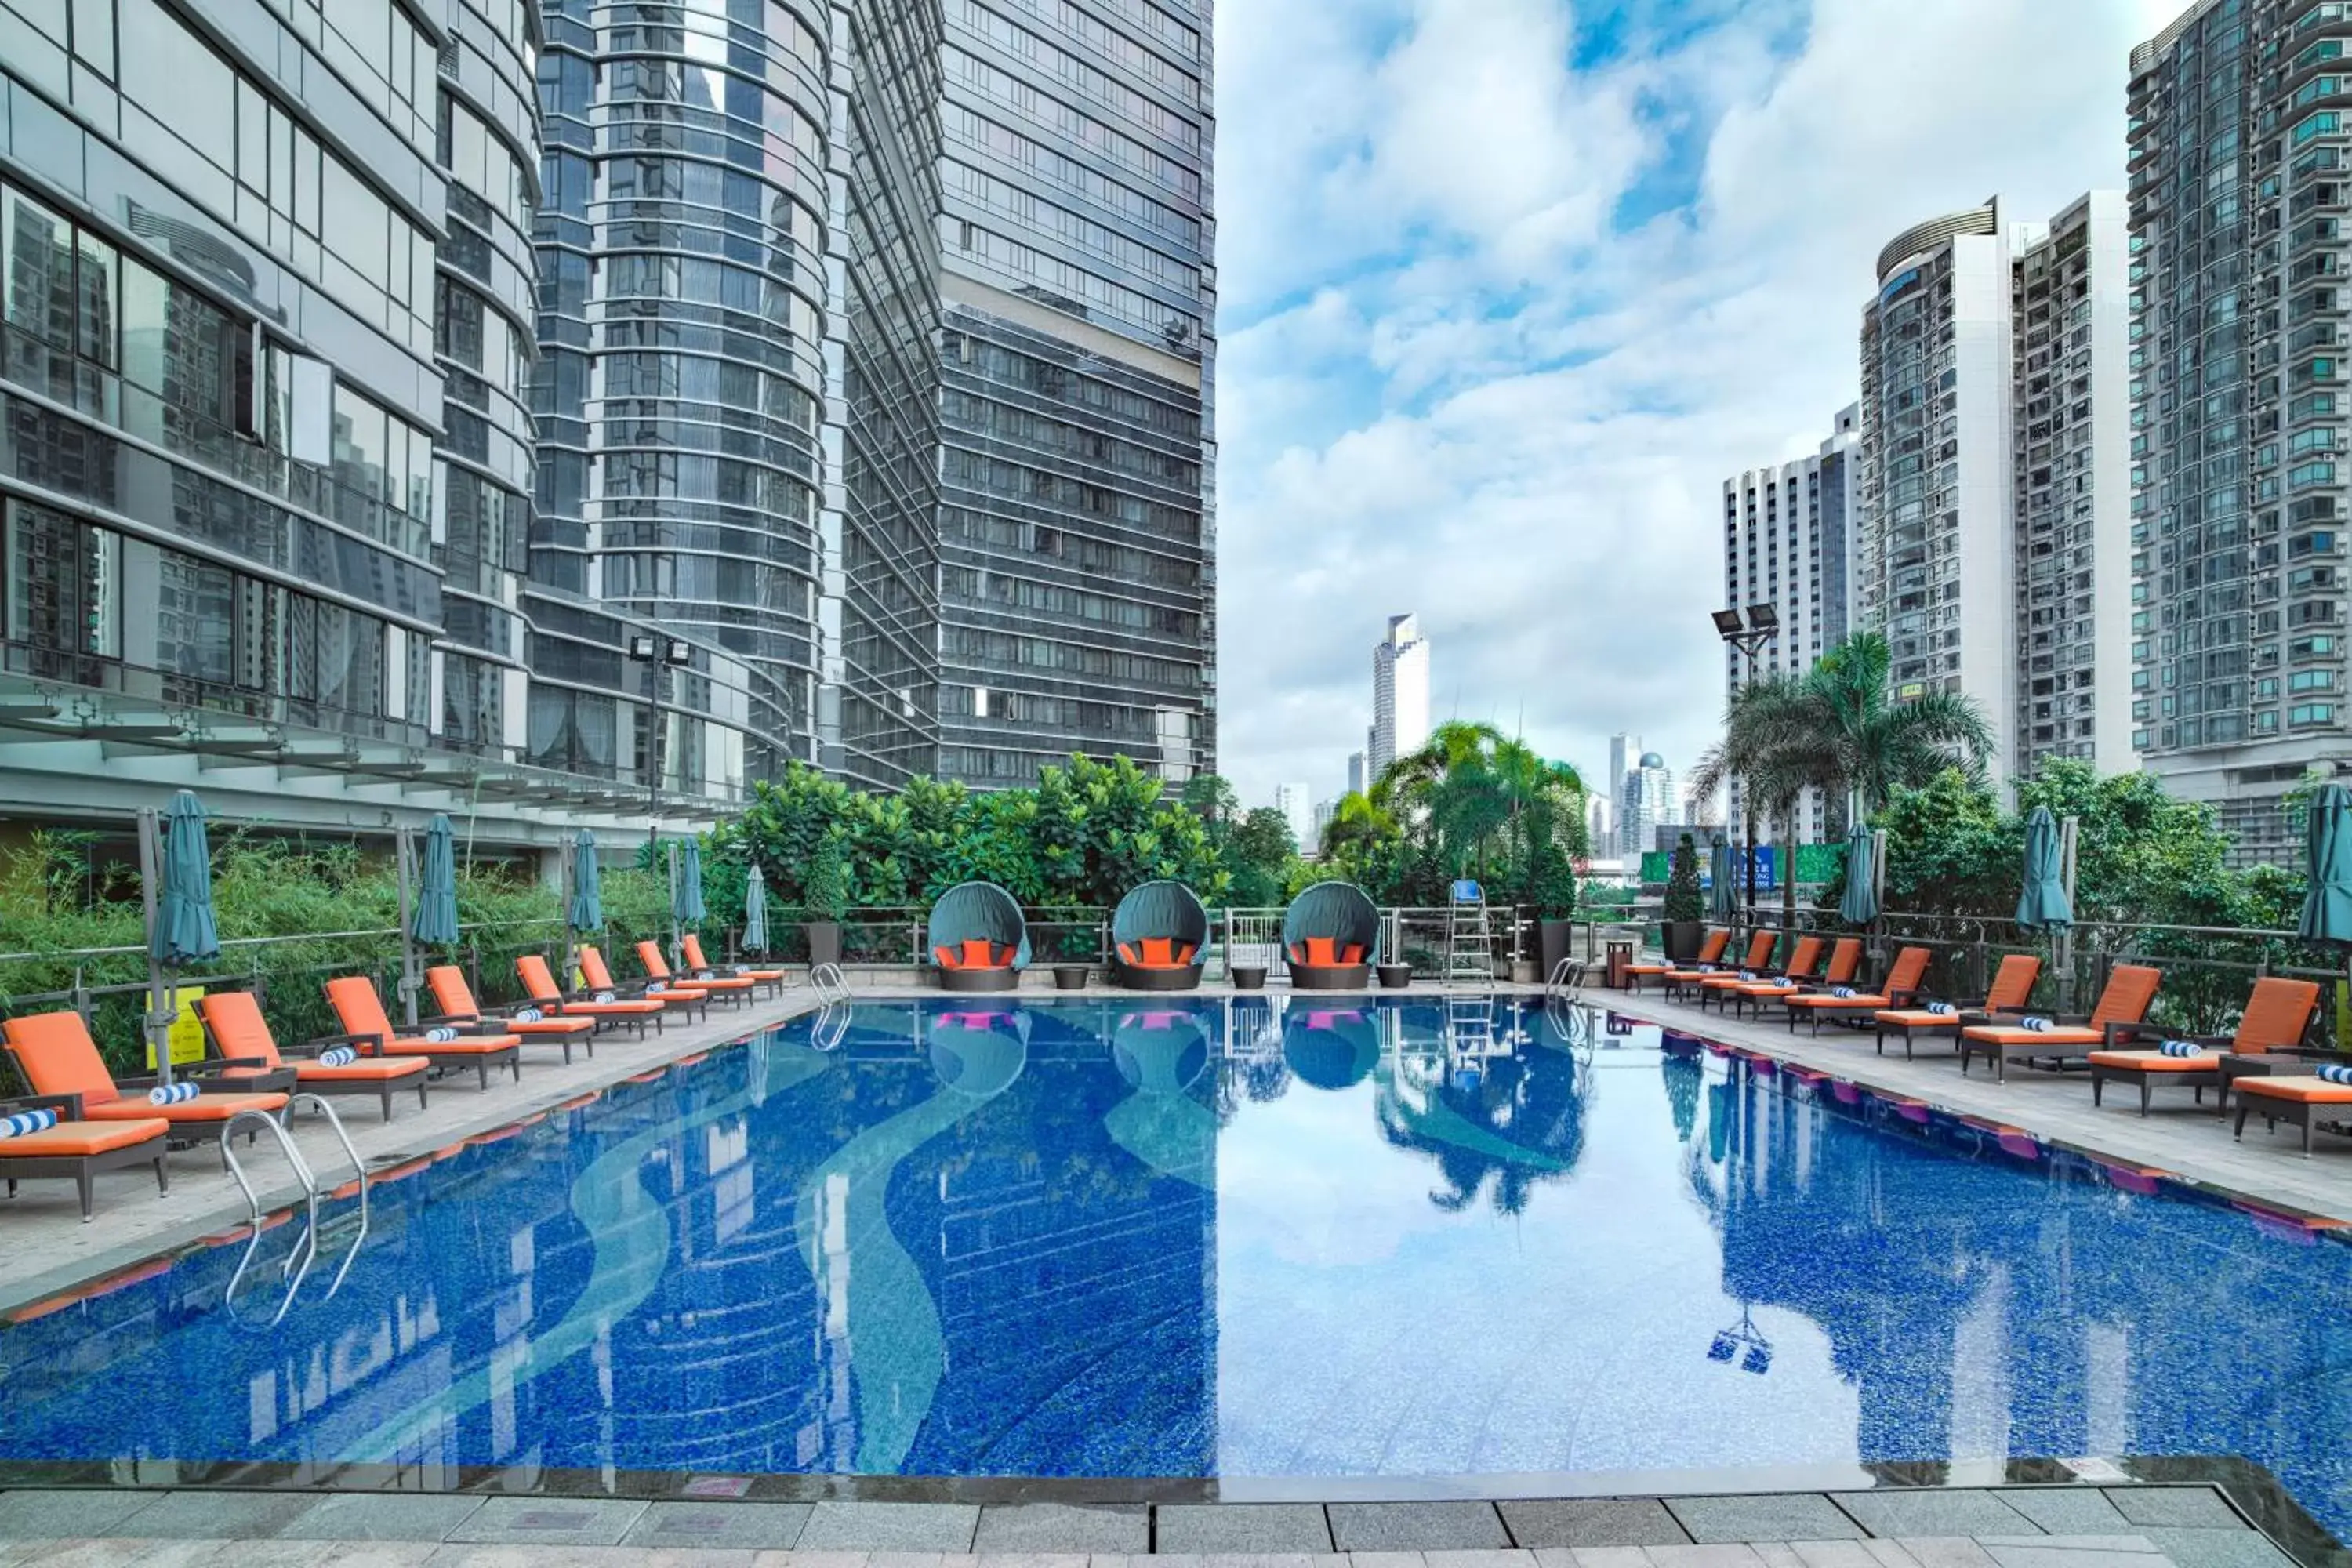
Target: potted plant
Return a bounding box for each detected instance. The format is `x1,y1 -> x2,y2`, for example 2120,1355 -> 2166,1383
1531,855 -> 1578,986
801,833 -> 848,967
1660,833 -> 1704,964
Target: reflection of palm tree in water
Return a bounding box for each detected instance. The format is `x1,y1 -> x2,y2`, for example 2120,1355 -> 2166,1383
1376,1044 -> 1587,1215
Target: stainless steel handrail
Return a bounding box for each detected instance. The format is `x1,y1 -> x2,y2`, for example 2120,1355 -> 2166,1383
219,1094 -> 368,1327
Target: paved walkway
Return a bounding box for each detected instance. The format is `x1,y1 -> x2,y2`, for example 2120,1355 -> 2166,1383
0,988 -> 827,1316
1598,989 -> 2352,1224
0,1483 -> 2305,1568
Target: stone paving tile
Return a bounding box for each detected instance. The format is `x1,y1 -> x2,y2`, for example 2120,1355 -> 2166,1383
1501,1500 -> 1691,1548
0,1491 -> 165,1538
622,1503 -> 814,1551
1327,1503 -> 1510,1552
95,1490 -> 325,1540
1889,1541 -> 1999,1568
1152,1507 -> 1334,1555
1769,1541 -> 1879,1568
1972,1534 -> 2167,1568
2130,1527 -> 2296,1568
442,1496 -> 652,1547
1423,1552 -> 1540,1568
754,1552 -> 872,1568
275,1491 -> 492,1541
1664,1498 -> 1867,1545
1537,1548 -> 1651,1568
793,1504 -> 982,1553
1829,1494 -> 2038,1539
972,1504 -> 1149,1554
2099,1490 -> 2244,1530
1992,1496 -> 2131,1537
1645,1545 -> 1773,1568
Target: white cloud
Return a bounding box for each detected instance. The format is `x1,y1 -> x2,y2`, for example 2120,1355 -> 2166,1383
1214,0 -> 2169,812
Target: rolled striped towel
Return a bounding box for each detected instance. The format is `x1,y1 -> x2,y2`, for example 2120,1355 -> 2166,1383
423,1026 -> 459,1043
1739,971 -> 1756,981
316,1046 -> 358,1066
1831,986 -> 1857,999
2020,1016 -> 2053,1032
2318,1062 -> 2352,1086
1773,977 -> 1797,988
647,981 -> 667,993
1926,1002 -> 1958,1016
147,1082 -> 201,1105
512,1007 -> 543,1023
0,1109 -> 59,1138
595,990 -> 616,1003
2159,1040 -> 2205,1058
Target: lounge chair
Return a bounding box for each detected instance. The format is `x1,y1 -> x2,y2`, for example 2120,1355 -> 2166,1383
1112,880 -> 1210,991
515,954 -> 664,1036
2231,1072 -> 2352,1152
425,966 -> 600,1062
1697,935 -> 1823,1016
637,940 -> 755,1007
2087,977 -> 2322,1116
196,990 -> 428,1120
681,934 -> 786,998
1282,881 -> 1379,991
1,1011 -> 291,1147
1665,930 -> 1777,1002
1780,946 -> 1931,1034
1957,964 -> 2162,1081
930,881 -> 1032,993
1626,929 -> 1727,994
0,1094 -> 170,1221
1873,953 -> 2043,1058
579,943 -> 708,1024
1746,938 -> 1867,1025
322,976 -> 522,1090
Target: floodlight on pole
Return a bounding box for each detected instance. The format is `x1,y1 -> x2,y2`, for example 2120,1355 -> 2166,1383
1711,603 -> 1780,929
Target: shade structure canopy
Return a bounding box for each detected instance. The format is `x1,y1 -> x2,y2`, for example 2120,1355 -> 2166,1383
1281,880 -> 1380,989
743,862 -> 771,953
1112,880 -> 1210,989
412,814 -> 460,946
2014,806 -> 2074,931
1838,825 -> 1878,925
568,829 -> 604,931
674,839 -> 707,924
151,790 -> 220,966
1708,837 -> 1736,923
2299,782 -> 2352,944
927,1004 -> 1030,1097
1283,1004 -> 1380,1091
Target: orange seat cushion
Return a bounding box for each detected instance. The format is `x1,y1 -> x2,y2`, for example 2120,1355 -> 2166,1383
1788,991 -> 1893,1009
3,1011 -> 128,1107
509,1016 -> 597,1035
1140,937 -> 1175,966
1302,937 -> 1340,967
1962,1025 -> 2103,1047
1624,963 -> 1670,975
1176,942 -> 1198,965
0,1119 -> 169,1156
960,938 -> 996,969
688,973 -> 756,990
196,992 -> 284,1069
2236,1076 -> 2352,1103
2087,1050 -> 2216,1073
85,1092 -> 288,1121
387,1034 -> 520,1056
636,942 -> 674,978
935,945 -> 963,970
426,965 -> 478,1018
564,998 -> 665,1015
1875,1009 -> 1962,1027
1340,944 -> 1365,964
295,1058 -> 430,1082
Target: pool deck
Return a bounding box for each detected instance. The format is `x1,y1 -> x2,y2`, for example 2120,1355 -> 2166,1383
0,1479 -> 2323,1568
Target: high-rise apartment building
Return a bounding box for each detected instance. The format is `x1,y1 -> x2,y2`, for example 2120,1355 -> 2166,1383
1345,750 -> 1365,797
1369,612 -> 1429,779
1604,731 -> 1630,856
1621,750 -> 1675,858
0,0 -> 1216,834
2129,2 -> 2351,864
1274,781 -> 1312,851
1721,405 -> 1860,843
1857,193 -> 2133,793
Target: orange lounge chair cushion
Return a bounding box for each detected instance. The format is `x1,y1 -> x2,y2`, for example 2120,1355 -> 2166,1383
562,997 -> 664,1015
2234,1076 -> 2352,1104
686,971 -> 755,990
1301,937 -> 1340,967
516,956 -> 662,1013
935,945 -> 963,970
1116,942 -> 1139,965
288,1058 -> 430,1082
682,936 -> 785,982
1624,962 -> 1670,975
1962,1025 -> 2103,1047
2088,1049 -> 2219,1073
1340,943 -> 1365,964
506,1015 -> 597,1035
196,991 -> 283,1069
1875,1008 -> 1969,1028
426,966 -> 478,1018
962,938 -> 1004,970
2231,978 -> 2321,1053
1140,937 -> 1176,966
384,1033 -> 521,1056
85,1091 -> 289,1121
1788,991 -> 1894,1010
0,1119 -> 169,1156
3,1011 -> 129,1107
1984,955 -> 2043,1011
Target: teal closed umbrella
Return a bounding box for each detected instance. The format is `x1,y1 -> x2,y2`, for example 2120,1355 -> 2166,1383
1708,837 -> 1735,923
1838,825 -> 1878,925
412,814 -> 460,946
152,790 -> 220,966
2015,806 -> 2074,931
675,839 -> 708,924
744,862 -> 770,953
2297,783 -> 2352,943
569,829 -> 603,931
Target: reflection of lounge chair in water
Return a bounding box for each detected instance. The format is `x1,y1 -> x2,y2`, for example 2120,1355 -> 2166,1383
1282,1006 -> 1380,1090
1105,1008 -> 1217,1186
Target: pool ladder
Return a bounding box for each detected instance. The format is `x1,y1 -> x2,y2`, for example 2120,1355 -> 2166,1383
220,1095 -> 370,1327
808,962 -> 851,1005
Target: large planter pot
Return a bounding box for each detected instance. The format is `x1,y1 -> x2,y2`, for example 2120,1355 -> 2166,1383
1537,919 -> 1575,984
804,921 -> 843,967
1661,920 -> 1704,965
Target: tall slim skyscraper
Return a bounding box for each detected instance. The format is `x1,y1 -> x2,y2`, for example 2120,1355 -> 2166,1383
1606,731 -> 1632,856
1345,750 -> 1366,797
2129,3 -> 2350,864
1722,405 -> 1860,842
1370,612 -> 1430,779
1274,782 -> 1312,851
1857,193 -> 2133,793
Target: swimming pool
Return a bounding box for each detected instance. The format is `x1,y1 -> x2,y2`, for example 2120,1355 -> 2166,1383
0,997 -> 2347,1535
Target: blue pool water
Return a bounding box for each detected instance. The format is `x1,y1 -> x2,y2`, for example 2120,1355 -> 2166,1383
2,998 -> 2349,1531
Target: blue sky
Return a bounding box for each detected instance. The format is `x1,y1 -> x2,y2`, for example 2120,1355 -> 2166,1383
1210,0 -> 2183,813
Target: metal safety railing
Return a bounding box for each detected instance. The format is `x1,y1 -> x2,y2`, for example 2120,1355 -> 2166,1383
220,1094 -> 368,1327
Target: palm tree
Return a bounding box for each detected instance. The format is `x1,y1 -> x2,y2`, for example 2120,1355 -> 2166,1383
1370,722 -> 1587,895
1686,677 -> 1818,928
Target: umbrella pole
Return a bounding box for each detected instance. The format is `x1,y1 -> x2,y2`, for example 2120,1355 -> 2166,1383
397,828 -> 418,1029
667,840 -> 680,965
138,807 -> 172,1089
560,851 -> 575,989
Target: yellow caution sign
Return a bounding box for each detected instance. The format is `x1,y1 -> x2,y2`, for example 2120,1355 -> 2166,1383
145,986 -> 209,1069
